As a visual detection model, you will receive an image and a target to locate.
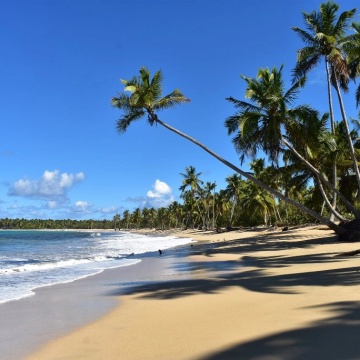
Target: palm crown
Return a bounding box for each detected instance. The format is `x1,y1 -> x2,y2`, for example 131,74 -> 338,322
225,65 -> 319,166
111,67 -> 190,132
292,1 -> 356,86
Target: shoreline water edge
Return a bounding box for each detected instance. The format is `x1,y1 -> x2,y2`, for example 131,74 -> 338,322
4,226 -> 360,359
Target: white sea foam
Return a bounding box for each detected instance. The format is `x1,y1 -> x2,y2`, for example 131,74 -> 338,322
0,230 -> 194,304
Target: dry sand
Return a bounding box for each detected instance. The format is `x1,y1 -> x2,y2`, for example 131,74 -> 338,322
26,226 -> 360,360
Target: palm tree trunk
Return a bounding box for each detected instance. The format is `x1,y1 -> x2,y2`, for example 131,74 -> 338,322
228,197 -> 236,227
316,175 -> 345,221
155,117 -> 345,235
281,137 -> 360,218
333,74 -> 360,195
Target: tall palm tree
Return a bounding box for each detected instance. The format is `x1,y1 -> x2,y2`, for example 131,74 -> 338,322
179,166 -> 204,228
131,208 -> 142,229
225,173 -> 243,227
122,210 -> 130,230
225,65 -> 309,165
113,214 -> 121,230
112,66 -> 348,236
292,1 -> 359,200
225,65 -> 360,219
179,166 -> 203,195
201,181 -> 216,229
180,190 -> 198,229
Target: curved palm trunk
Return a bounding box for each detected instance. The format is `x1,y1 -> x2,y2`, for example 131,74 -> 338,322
281,137 -> 360,219
333,74 -> 360,195
155,117 -> 345,235
316,175 -> 346,221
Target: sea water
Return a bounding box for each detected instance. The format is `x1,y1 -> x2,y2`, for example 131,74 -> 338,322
0,230 -> 194,304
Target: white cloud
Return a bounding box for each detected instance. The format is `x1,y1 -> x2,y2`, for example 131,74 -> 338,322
46,201 -> 58,209
74,201 -> 90,211
101,206 -> 119,214
8,170 -> 85,201
144,179 -> 174,208
147,179 -> 172,198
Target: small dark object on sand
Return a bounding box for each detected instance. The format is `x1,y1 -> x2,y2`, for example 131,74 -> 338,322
282,226 -> 289,231
158,249 -> 163,255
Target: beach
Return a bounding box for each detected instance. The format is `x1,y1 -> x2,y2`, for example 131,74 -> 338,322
8,226 -> 360,359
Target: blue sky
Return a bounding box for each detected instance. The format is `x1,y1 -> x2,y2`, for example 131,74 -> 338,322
1,0 -> 359,220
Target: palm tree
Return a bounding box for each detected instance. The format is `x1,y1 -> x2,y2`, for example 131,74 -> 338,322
179,166 -> 204,228
179,166 -> 203,195
156,207 -> 168,230
225,173 -> 243,227
113,214 -> 121,230
292,1 -> 360,200
203,181 -> 216,229
131,208 -> 142,229
122,210 -> 130,230
225,65 -> 360,220
240,180 -> 276,226
112,66 -> 348,237
148,207 -> 157,229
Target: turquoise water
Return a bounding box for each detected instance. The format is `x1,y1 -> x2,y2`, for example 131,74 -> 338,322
0,230 -> 193,304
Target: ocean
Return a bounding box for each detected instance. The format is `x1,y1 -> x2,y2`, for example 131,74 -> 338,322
0,230 -> 194,305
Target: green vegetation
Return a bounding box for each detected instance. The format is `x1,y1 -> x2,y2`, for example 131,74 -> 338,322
112,1 -> 360,241
0,218 -> 114,230
0,166 -> 315,230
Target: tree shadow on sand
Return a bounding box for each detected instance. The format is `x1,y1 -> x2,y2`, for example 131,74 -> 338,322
107,264 -> 360,299
204,231 -> 338,257
200,301 -> 360,360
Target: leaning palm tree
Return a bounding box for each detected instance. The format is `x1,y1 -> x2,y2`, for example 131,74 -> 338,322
292,1 -> 359,203
112,66 -> 350,237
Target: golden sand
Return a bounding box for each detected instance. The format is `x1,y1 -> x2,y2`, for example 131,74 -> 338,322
26,226 -> 360,359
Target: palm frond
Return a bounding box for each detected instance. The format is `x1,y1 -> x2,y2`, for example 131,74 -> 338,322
292,53 -> 322,81
319,2 -> 338,33
150,70 -> 163,97
334,8 -> 356,36
292,27 -> 316,46
139,67 -> 151,88
226,97 -> 261,112
111,93 -> 132,110
224,114 -> 241,135
154,89 -> 190,110
116,109 -> 145,133
284,76 -> 306,104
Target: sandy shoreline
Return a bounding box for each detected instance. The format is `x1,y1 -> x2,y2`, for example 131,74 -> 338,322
11,226 -> 360,359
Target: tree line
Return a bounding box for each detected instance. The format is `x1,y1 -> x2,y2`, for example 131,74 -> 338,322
0,162 -> 313,230
113,162 -> 317,231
